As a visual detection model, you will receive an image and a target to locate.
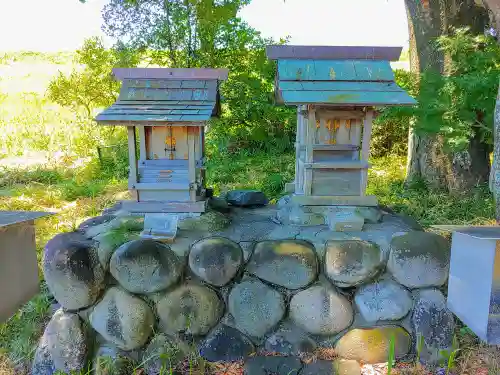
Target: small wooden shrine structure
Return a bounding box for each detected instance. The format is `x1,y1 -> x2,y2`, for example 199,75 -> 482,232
96,68 -> 228,215
266,46 -> 416,206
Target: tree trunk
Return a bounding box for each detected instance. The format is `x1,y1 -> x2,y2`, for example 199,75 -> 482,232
404,0 -> 491,193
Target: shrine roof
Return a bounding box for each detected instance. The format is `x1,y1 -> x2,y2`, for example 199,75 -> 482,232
266,45 -> 416,107
95,68 -> 228,125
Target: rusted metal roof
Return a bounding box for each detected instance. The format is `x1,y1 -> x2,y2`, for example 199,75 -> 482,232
267,46 -> 416,107
96,68 -> 228,125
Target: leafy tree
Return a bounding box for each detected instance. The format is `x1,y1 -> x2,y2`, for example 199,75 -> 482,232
100,0 -> 295,152
47,37 -> 140,117
383,28 -> 498,191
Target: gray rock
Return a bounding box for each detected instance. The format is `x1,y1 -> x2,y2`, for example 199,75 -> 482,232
244,356 -> 302,375
43,232 -> 105,310
178,211 -> 231,232
199,324 -> 255,362
208,197 -> 231,213
78,215 -> 116,238
388,232 -> 450,288
156,283 -> 223,335
381,210 -> 424,231
188,237 -> 243,286
412,289 -> 456,365
289,205 -> 326,226
229,279 -> 286,338
354,279 -> 413,322
290,284 -> 353,335
94,343 -> 132,375
264,321 -> 316,356
142,334 -> 189,375
324,240 -> 383,288
90,287 -> 154,350
32,334 -> 56,375
43,309 -> 88,373
277,195 -> 292,208
110,239 -> 182,294
94,230 -> 139,270
227,190 -> 268,207
334,326 -> 411,364
301,360 -> 361,375
247,240 -> 318,289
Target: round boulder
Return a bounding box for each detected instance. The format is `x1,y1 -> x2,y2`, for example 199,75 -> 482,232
354,279 -> 412,322
93,230 -> 139,270
247,240 -> 318,289
43,232 -> 105,310
388,232 -> 450,288
156,284 -> 223,335
324,240 -> 383,288
189,237 -> 243,286
226,189 -> 268,207
90,287 -> 154,351
199,324 -> 255,362
264,322 -> 317,356
110,239 -> 182,294
412,289 -> 455,365
334,326 -> 411,364
36,309 -> 89,374
290,284 -> 353,335
32,333 -> 56,375
142,334 -> 189,375
94,343 -> 132,375
228,279 -> 286,337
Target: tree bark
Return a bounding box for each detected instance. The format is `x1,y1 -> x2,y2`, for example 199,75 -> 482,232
404,0 -> 490,194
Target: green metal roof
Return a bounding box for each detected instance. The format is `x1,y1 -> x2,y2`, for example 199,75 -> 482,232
96,69 -> 228,125
267,46 -> 416,107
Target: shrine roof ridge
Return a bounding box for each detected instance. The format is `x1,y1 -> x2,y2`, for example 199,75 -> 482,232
266,45 -> 403,61
113,68 -> 229,81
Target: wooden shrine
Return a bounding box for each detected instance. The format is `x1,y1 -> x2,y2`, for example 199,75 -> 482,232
266,46 -> 416,206
96,68 -> 228,215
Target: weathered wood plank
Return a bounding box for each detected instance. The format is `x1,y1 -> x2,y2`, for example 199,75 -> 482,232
138,126 -> 147,162
281,90 -> 417,106
120,200 -> 207,213
96,114 -> 210,122
291,195 -> 378,206
113,68 -> 229,81
304,160 -> 370,169
309,144 -> 360,151
279,81 -> 403,91
188,127 -> 197,202
127,126 -> 138,201
266,45 -> 403,61
108,105 -> 214,110
278,60 -> 394,82
114,100 -> 214,105
119,88 -> 213,102
132,182 -> 190,191
360,110 -> 374,195
350,118 -> 362,147
336,119 -> 350,144
312,169 -> 363,196
104,109 -> 213,115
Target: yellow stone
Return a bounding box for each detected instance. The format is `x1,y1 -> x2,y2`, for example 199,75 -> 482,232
334,326 -> 411,364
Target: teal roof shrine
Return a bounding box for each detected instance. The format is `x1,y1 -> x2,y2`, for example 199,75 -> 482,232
266,45 -> 416,107
96,68 -> 228,124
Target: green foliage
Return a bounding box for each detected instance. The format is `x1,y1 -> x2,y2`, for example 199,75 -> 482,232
381,28 -> 500,152
372,69 -> 419,157
47,37 -> 139,116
